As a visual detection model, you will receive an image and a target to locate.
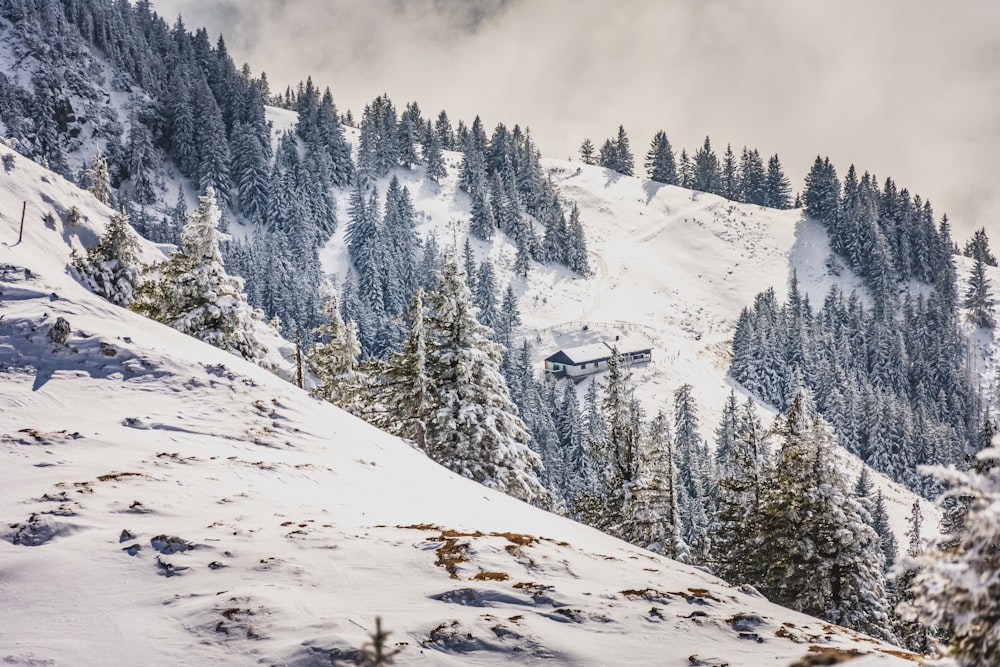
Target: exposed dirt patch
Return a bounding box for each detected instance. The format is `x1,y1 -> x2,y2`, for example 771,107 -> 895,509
776,626 -> 803,643
788,646 -> 861,666
433,536 -> 471,578
396,525 -> 543,580
97,472 -> 147,482
876,647 -> 922,662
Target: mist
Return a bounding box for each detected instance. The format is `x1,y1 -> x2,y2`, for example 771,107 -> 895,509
152,0 -> 1000,240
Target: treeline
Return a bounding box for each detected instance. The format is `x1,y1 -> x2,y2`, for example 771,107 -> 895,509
0,0 -> 590,349
804,158 -> 957,296
462,117 -> 590,276
730,275 -> 987,496
580,126 -> 793,209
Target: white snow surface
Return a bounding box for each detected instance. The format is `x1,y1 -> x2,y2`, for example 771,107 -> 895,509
0,149 -> 924,664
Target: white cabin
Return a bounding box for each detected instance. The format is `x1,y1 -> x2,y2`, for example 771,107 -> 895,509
544,341 -> 652,379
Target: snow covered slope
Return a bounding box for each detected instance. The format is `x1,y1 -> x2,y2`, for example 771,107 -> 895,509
0,150 -> 921,664
309,133 -> 939,547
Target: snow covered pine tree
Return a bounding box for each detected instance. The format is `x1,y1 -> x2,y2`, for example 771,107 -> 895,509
133,187 -> 266,363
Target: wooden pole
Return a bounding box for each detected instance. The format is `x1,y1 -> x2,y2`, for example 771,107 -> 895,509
295,329 -> 303,389
17,200 -> 26,243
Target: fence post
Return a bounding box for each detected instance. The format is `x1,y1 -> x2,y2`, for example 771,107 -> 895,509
17,200 -> 26,243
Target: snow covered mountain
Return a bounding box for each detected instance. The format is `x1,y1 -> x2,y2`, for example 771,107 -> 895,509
306,118 -> 951,547
0,141 -> 925,665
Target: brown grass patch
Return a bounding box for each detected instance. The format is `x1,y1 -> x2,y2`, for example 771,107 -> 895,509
686,588 -> 721,602
786,646 -> 861,666
876,648 -> 922,661
395,525 -> 543,579
98,472 -> 146,482
620,588 -> 658,598
433,537 -> 470,578
494,532 -> 534,546
775,627 -> 802,643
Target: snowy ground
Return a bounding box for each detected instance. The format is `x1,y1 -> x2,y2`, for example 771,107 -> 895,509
0,146 -> 926,664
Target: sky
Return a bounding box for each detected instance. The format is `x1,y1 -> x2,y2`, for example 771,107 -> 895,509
153,0 -> 1000,241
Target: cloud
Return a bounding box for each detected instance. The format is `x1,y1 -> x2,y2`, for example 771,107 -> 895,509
153,0 -> 1000,239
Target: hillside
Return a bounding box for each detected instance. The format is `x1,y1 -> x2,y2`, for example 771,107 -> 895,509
304,126 -> 944,545
0,146 -> 924,665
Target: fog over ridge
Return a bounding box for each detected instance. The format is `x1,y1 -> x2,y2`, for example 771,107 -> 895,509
153,0 -> 1000,239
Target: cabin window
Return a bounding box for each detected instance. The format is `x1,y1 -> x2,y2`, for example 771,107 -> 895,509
581,363 -> 587,369
553,364 -> 562,370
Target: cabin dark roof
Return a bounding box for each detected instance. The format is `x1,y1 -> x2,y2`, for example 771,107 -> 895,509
545,350 -> 575,365
545,341 -> 652,366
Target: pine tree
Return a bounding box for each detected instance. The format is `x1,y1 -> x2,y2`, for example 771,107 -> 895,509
421,258 -> 545,503
557,380 -> 591,504
495,284 -> 521,351
614,125 -> 634,176
713,391 -> 741,475
598,139 -> 617,172
738,147 -> 767,206
871,490 -> 897,570
963,227 -> 998,267
564,203 -> 591,276
164,66 -> 198,177
83,149 -> 111,204
803,156 -> 840,227
541,203 -> 568,264
358,94 -> 400,182
902,446 -> 1000,665
230,120 -> 269,225
720,144 -> 738,201
644,130 -> 677,185
381,289 -> 433,449
469,191 -> 496,241
579,138 -> 596,165
316,87 -> 354,185
396,102 -> 420,168
505,342 -> 561,500
73,210 -> 140,306
126,113 -> 157,205
627,411 -> 685,559
192,82 -> 232,201
756,393 -> 893,640
459,115 -> 488,194
710,396 -> 769,584
964,256 -> 995,328
894,500 -> 931,654
308,290 -> 363,414
691,136 -> 719,194
677,149 -> 693,189
577,350 -> 641,534
423,129 -> 447,183
418,232 -> 442,292
674,383 -> 710,552
473,259 -> 500,333
764,154 -> 791,209
579,375 -> 604,443
133,188 -> 265,362
434,110 -> 454,150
